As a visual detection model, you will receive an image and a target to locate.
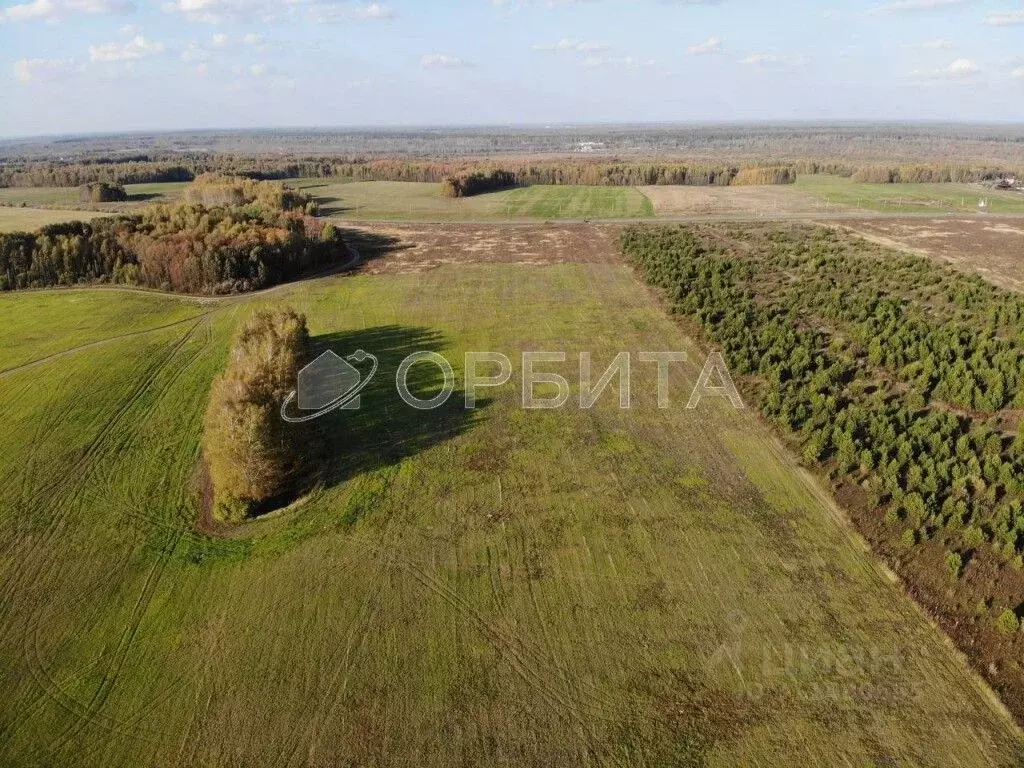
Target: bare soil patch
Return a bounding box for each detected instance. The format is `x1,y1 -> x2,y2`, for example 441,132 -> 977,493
835,217 -> 1024,293
639,184 -> 832,217
352,222 -> 625,275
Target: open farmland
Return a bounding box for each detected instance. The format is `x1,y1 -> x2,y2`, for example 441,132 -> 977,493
796,175 -> 1024,215
0,237 -> 1021,766
838,218 -> 1024,294
0,207 -> 106,233
0,182 -> 188,210
639,184 -> 830,217
290,179 -> 654,220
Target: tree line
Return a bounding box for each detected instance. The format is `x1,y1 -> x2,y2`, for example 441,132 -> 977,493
440,170 -> 517,198
0,177 -> 343,294
0,156 -> 800,189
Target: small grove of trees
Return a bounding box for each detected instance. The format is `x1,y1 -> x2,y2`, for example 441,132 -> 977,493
440,170 -> 517,198
203,308 -> 312,522
182,173 -> 317,214
78,182 -> 128,203
0,178 -> 343,294
730,166 -> 797,186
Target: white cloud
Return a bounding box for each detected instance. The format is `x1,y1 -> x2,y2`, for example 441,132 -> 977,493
249,63 -> 266,76
243,32 -> 263,45
180,41 -> 209,61
12,57 -> 73,81
687,36 -> 723,55
89,35 -> 166,62
1012,67 -> 1024,79
421,53 -> 473,69
1,0 -> 134,22
532,38 -> 610,53
582,55 -> 655,69
739,52 -> 808,67
163,0 -> 274,24
211,32 -> 228,45
905,38 -> 954,49
873,0 -> 970,12
118,22 -> 139,34
913,57 -> 980,78
985,9 -> 1024,26
349,2 -> 394,19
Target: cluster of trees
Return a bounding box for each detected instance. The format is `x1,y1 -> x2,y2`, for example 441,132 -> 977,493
731,166 -> 797,186
182,173 -> 317,214
621,224 -> 1024,574
78,182 -> 127,203
851,164 -> 1020,184
440,170 -> 517,198
0,178 -> 343,294
204,308 -> 313,522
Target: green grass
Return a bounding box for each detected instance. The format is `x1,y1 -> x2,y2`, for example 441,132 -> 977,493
0,261 -> 1020,766
0,290 -> 208,371
290,179 -> 654,220
0,207 -> 105,233
796,174 -> 1024,215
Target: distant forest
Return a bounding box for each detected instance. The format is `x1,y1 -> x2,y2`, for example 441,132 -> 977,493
1,124 -> 1022,189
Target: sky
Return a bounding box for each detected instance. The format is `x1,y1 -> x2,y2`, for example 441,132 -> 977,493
0,0 -> 1022,137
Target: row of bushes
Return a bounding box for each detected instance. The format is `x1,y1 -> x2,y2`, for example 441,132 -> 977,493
621,224 -> 1024,572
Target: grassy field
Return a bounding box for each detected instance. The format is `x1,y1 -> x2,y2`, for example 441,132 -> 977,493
0,182 -> 188,209
796,174 -> 1024,215
0,254 -> 1021,766
0,207 -> 106,233
291,179 -> 654,220
0,290 -> 209,372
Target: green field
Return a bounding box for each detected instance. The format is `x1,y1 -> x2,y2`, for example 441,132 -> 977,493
795,174 -> 1024,214
1,253 -> 1021,765
0,207 -> 106,233
0,290 -> 208,371
0,182 -> 188,210
292,179 -> 654,220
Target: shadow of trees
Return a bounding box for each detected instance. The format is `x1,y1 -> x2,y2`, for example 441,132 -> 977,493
333,226 -> 411,269
276,325 -> 485,522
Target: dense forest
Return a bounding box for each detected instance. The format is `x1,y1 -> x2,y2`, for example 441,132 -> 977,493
622,223 -> 1024,710
0,176 -> 344,294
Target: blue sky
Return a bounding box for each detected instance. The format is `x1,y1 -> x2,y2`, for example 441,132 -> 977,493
1,0 -> 1022,137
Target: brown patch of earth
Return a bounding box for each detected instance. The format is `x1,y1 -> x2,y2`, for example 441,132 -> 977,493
351,222 -> 626,275
833,217 -> 1024,294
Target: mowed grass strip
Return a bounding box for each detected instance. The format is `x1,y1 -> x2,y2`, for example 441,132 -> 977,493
291,179 -> 653,220
0,264 -> 1020,766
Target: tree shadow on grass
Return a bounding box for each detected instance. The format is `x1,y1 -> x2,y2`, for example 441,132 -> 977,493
276,325 -> 487,523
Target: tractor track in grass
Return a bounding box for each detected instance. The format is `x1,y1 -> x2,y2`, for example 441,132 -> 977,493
2,318 -> 212,753
6,318 -> 206,591
404,559 -> 620,736
33,531 -> 183,763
